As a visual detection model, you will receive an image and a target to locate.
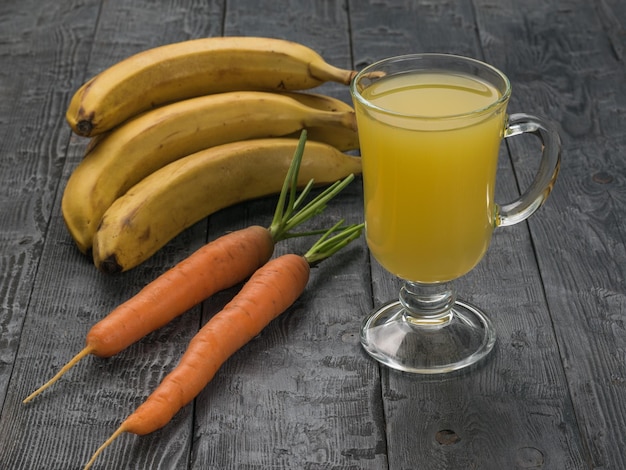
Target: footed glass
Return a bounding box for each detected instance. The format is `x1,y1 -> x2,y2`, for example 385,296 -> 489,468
350,54 -> 560,374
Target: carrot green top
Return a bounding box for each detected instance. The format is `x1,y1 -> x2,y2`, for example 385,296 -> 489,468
267,130 -> 355,242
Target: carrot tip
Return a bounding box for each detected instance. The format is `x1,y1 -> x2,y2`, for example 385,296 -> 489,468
23,346 -> 93,404
83,424 -> 127,470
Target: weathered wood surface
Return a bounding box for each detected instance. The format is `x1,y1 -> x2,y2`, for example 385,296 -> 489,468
0,0 -> 624,469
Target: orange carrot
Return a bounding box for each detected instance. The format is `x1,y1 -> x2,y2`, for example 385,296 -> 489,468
83,221 -> 364,470
23,131 -> 356,403
125,254 -> 310,434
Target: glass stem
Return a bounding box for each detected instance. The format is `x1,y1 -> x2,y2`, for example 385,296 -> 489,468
399,281 -> 456,327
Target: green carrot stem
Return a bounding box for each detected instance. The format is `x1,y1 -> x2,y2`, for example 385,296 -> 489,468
268,130 -> 356,243
304,221 -> 365,266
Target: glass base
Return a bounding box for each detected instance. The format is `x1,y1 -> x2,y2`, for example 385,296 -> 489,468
360,299 -> 496,374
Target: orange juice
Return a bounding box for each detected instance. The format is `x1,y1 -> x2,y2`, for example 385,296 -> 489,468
354,71 -> 508,282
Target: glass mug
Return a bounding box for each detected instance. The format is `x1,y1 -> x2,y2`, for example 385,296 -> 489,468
350,54 -> 560,374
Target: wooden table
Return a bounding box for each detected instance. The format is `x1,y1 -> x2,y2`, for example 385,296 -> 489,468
1,1 -> 624,469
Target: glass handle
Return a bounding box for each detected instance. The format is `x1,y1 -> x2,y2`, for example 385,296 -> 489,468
496,113 -> 562,227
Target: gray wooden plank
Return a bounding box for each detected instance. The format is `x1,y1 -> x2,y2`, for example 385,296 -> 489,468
190,1 -> 385,468
596,0 -> 626,61
349,0 -> 589,468
476,0 -> 626,468
1,1 -> 226,469
0,0 -> 99,414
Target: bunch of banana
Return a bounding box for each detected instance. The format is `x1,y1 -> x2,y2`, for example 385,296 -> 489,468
92,139 -> 362,273
62,36 -> 362,271
62,90 -> 359,254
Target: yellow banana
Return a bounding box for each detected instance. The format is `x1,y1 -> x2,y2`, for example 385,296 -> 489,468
280,92 -> 360,151
281,91 -> 354,113
92,138 -> 362,273
61,91 -> 357,254
66,36 -> 357,136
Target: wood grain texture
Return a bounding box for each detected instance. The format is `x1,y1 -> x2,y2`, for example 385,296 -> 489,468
476,1 -> 626,468
0,0 -> 624,469
0,0 -> 99,409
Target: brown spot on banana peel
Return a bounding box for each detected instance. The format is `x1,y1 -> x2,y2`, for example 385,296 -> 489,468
77,119 -> 94,136
99,255 -> 123,275
68,79 -> 97,136
346,111 -> 358,131
138,226 -> 151,242
96,212 -> 151,273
